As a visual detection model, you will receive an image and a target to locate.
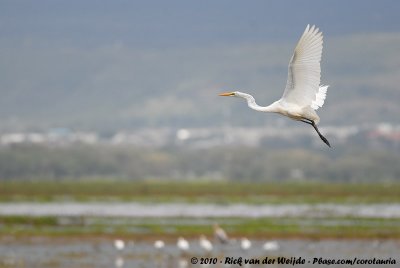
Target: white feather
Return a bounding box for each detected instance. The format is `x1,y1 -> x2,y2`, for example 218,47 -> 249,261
282,24 -> 326,109
311,85 -> 329,110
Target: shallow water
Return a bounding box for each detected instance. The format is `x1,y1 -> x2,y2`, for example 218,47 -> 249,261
1,203 -> 399,267
1,203 -> 400,218
0,237 -> 398,268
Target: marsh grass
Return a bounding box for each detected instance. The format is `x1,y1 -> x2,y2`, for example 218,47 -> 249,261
1,215 -> 399,239
1,180 -> 399,204
1,180 -> 399,239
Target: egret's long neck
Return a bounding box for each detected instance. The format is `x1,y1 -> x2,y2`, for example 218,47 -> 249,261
239,93 -> 276,112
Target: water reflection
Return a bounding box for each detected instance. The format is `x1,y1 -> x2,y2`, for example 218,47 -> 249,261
115,256 -> 124,268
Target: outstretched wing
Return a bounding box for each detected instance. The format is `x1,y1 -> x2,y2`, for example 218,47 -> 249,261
282,25 -> 325,109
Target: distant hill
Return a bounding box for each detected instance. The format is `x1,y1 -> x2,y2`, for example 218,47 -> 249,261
0,1 -> 399,131
1,32 -> 399,131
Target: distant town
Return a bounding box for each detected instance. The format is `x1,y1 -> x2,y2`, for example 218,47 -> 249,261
1,123 -> 399,150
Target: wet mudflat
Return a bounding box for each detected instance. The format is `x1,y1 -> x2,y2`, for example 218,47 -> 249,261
1,202 -> 400,218
1,237 -> 398,268
1,187 -> 399,267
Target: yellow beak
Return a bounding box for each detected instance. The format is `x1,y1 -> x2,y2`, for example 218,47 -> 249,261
219,92 -> 235,97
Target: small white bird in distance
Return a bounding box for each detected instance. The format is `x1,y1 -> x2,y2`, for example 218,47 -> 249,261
177,237 -> 190,252
263,240 -> 279,251
114,239 -> 125,251
240,237 -> 252,250
154,240 -> 165,250
199,235 -> 213,252
213,223 -> 229,244
219,25 -> 331,147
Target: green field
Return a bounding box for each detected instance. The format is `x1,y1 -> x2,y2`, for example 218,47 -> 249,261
1,180 -> 400,204
1,180 -> 399,239
1,215 -> 399,240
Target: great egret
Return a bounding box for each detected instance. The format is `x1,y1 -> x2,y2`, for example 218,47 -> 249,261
219,25 -> 331,147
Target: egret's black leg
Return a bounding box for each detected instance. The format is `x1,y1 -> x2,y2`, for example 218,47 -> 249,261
311,121 -> 331,147
300,119 -> 313,125
300,119 -> 331,148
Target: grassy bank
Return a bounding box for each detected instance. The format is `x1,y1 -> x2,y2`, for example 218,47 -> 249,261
1,215 -> 399,240
1,180 -> 399,239
1,180 -> 400,204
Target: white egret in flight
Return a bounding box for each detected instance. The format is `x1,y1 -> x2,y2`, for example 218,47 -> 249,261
219,25 -> 331,147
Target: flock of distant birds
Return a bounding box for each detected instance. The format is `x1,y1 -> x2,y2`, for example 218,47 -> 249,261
113,223 -> 279,254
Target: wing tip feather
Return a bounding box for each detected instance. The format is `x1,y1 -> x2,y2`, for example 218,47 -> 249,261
311,85 -> 329,110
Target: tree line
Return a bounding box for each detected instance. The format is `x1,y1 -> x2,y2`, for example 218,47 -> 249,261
0,144 -> 399,182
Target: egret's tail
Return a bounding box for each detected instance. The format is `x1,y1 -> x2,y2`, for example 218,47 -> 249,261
311,85 -> 329,110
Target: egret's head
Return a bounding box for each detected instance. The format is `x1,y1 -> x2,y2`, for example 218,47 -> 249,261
219,91 -> 256,106
218,91 -> 240,97
219,91 -> 252,100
